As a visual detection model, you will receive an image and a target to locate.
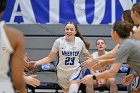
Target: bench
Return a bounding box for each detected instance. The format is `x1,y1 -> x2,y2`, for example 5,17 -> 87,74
26,63 -> 130,93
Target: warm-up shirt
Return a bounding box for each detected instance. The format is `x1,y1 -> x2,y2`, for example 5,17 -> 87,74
115,38 -> 140,74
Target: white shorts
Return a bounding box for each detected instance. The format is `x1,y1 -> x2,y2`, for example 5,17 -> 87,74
131,76 -> 140,90
57,67 -> 82,89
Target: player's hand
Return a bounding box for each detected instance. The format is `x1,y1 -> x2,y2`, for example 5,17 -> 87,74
24,75 -> 40,87
28,61 -> 38,73
23,53 -> 37,73
81,58 -> 96,69
23,53 -> 30,67
81,75 -> 94,85
122,74 -> 134,86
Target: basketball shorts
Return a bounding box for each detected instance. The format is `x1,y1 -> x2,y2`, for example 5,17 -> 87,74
57,67 -> 82,89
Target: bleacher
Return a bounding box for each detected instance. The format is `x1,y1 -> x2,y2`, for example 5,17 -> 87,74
9,24 -> 130,93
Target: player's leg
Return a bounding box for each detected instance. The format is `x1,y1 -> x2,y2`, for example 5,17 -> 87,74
57,69 -> 70,93
68,67 -> 81,93
105,77 -> 118,93
86,83 -> 94,93
68,80 -> 80,93
86,80 -> 98,93
63,88 -> 68,93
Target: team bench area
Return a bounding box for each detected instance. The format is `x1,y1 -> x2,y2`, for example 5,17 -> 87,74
26,62 -> 130,93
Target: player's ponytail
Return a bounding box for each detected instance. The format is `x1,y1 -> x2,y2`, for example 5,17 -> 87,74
66,21 -> 90,49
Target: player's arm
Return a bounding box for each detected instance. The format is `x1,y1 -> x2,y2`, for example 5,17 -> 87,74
95,41 -> 132,79
82,39 -> 91,59
95,62 -> 122,79
98,58 -> 115,66
95,44 -> 119,60
23,75 -> 40,87
83,51 -> 91,58
35,51 -> 57,66
81,44 -> 118,68
34,38 -> 59,66
89,68 -> 95,74
81,62 -> 122,85
10,29 -> 27,93
91,58 -> 115,71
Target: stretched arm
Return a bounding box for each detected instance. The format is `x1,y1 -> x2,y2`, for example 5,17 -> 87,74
81,57 -> 115,70
91,58 -> 115,70
95,44 -> 119,60
83,51 -> 91,59
98,58 -> 115,66
35,51 -> 57,66
81,62 -> 122,85
81,44 -> 119,69
95,62 -> 122,79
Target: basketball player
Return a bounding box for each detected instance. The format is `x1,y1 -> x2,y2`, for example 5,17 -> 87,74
81,21 -> 140,93
122,3 -> 140,92
81,9 -> 140,93
28,21 -> 91,93
0,0 -> 26,93
81,10 -> 135,69
24,53 -> 40,87
85,38 -> 118,93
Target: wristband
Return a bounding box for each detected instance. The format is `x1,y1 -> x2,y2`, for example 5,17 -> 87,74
92,74 -> 97,80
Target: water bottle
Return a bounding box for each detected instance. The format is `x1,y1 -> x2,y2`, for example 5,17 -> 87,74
120,64 -> 128,72
41,64 -> 50,70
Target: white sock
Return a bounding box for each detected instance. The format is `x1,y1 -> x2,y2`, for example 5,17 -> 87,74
68,84 -> 79,93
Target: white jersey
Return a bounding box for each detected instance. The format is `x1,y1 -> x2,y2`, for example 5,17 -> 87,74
92,51 -> 108,73
0,21 -> 15,93
51,36 -> 88,70
92,51 -> 108,59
